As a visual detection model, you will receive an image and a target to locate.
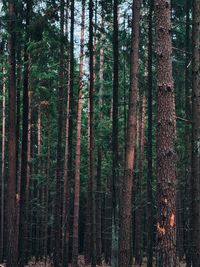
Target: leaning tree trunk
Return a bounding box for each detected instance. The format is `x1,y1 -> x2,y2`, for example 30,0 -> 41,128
191,0 -> 200,266
155,1 -> 177,266
72,0 -> 86,266
6,1 -> 18,266
118,0 -> 140,267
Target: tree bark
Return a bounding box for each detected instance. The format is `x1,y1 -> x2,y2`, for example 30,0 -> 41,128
191,0 -> 200,266
72,0 -> 86,265
89,1 -> 96,266
0,68 -> 6,262
155,1 -> 177,266
135,95 -> 146,266
147,1 -> 154,266
18,1 -> 32,265
54,0 -> 65,266
184,1 -> 192,266
118,1 -> 140,267
6,1 -> 18,266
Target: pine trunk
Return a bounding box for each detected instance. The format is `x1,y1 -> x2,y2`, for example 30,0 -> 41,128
118,1 -> 140,266
72,0 -> 85,265
6,1 -> 17,266
155,1 -> 177,266
147,1 -> 154,266
0,68 -> 6,261
54,0 -> 65,265
191,0 -> 200,266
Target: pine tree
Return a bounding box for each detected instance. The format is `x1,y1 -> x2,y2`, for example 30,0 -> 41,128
155,0 -> 177,266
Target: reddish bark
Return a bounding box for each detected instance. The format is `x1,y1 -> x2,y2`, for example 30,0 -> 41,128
119,1 -> 140,266
155,1 -> 177,266
72,0 -> 86,266
6,2 -> 18,266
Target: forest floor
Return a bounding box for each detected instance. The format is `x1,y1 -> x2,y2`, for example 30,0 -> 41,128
22,256 -> 186,267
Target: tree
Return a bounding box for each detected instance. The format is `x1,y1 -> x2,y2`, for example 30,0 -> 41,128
119,0 -> 140,266
0,67 -> 6,262
191,0 -> 200,265
6,1 -> 18,266
147,1 -> 154,266
155,0 -> 176,266
18,1 -> 32,265
53,0 -> 65,266
72,0 -> 86,265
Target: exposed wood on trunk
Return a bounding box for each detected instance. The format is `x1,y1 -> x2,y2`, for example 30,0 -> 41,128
155,1 -> 177,266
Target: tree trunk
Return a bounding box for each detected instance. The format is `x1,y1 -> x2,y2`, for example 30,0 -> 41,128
111,1 -> 119,266
54,0 -> 65,266
147,1 -> 154,266
6,1 -> 18,266
155,1 -> 177,266
118,1 -> 140,267
0,68 -> 6,262
96,5 -> 104,264
72,0 -> 85,265
135,95 -> 146,266
184,1 -> 192,266
191,0 -> 200,266
62,0 -> 74,264
89,1 -> 96,266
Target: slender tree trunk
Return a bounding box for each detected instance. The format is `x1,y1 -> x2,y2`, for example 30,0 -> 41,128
135,95 -> 146,266
111,1 -> 119,266
72,0 -> 85,266
54,0 -> 65,266
6,1 -> 17,266
191,0 -> 200,266
147,1 -> 154,266
96,6 -> 104,264
89,1 -> 96,266
118,1 -> 140,267
62,0 -> 74,264
184,1 -> 192,266
155,1 -> 177,266
44,125 -> 51,264
0,68 -> 6,262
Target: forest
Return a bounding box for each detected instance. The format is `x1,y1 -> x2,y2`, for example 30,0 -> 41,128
0,0 -> 200,267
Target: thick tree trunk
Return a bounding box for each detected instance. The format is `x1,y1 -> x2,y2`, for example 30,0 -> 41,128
191,0 -> 200,266
155,1 -> 177,266
72,0 -> 85,266
6,1 -> 18,266
54,0 -> 65,266
118,1 -> 140,267
147,1 -> 154,266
